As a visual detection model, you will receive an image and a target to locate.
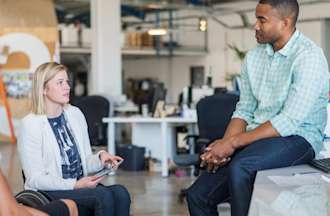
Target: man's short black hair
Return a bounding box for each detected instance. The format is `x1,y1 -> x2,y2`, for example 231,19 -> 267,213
259,0 -> 299,26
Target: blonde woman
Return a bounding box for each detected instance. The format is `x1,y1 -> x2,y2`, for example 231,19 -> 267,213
18,62 -> 131,216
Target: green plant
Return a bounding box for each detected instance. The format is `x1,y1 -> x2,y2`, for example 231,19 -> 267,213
225,44 -> 247,84
228,44 -> 247,62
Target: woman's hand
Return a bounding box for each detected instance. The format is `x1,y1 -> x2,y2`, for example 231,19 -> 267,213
74,176 -> 104,189
99,151 -> 123,167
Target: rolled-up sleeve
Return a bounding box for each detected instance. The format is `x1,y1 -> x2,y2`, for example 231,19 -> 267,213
232,55 -> 257,124
270,49 -> 329,136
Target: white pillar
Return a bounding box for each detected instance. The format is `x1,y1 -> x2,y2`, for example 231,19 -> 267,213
90,0 -> 122,97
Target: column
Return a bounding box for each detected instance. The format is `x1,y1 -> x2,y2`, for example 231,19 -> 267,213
90,0 -> 122,97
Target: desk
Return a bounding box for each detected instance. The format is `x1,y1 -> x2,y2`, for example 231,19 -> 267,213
103,116 -> 197,177
249,165 -> 330,216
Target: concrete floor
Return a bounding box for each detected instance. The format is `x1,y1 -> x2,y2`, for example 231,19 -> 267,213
0,142 -> 194,215
0,142 -> 230,215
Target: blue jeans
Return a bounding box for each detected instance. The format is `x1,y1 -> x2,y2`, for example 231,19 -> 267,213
186,135 -> 315,216
44,184 -> 131,216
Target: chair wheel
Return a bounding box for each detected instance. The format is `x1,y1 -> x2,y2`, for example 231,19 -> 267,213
15,190 -> 52,208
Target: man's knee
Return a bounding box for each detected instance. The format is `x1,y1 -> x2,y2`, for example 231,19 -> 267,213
228,159 -> 255,184
61,199 -> 78,216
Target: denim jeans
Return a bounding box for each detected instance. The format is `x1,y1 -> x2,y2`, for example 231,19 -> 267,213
186,135 -> 315,216
44,184 -> 131,216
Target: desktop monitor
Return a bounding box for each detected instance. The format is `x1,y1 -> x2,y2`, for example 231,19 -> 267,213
148,84 -> 167,116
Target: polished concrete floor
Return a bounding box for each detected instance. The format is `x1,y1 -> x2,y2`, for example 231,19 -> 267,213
0,142 -> 230,215
0,142 -> 195,215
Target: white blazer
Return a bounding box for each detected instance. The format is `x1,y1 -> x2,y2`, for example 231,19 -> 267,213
18,105 -> 103,191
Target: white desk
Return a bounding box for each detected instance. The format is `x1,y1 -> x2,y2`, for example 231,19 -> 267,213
249,165 -> 330,216
103,116 -> 197,177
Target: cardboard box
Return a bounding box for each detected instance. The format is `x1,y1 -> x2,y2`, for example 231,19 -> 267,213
60,25 -> 79,47
81,27 -> 92,47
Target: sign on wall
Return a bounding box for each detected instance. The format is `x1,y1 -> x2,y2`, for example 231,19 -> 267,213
0,0 -> 58,142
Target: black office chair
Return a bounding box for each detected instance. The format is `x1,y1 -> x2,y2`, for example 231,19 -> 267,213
15,172 -> 53,208
71,95 -> 110,146
172,129 -> 200,171
178,92 -> 239,202
196,92 -> 240,146
15,190 -> 52,208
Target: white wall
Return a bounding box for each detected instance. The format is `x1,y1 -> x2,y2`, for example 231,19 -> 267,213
123,17 -> 229,103
322,19 -> 330,64
123,15 -> 326,103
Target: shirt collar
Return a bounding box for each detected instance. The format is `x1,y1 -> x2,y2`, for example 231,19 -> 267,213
266,44 -> 274,56
266,29 -> 300,57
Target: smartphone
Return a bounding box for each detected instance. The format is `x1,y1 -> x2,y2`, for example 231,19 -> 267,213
94,168 -> 113,178
94,160 -> 124,178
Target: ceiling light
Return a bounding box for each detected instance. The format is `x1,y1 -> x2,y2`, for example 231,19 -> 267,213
199,17 -> 208,32
146,3 -> 163,9
148,28 -> 167,36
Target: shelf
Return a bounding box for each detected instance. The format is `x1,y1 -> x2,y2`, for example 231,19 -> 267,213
122,48 -> 207,57
60,46 -> 207,57
60,46 -> 91,54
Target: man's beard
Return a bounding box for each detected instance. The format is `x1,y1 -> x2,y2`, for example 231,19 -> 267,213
255,31 -> 276,45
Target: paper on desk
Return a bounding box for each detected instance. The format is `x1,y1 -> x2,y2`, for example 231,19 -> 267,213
270,185 -> 327,216
271,190 -> 309,216
268,174 -> 322,187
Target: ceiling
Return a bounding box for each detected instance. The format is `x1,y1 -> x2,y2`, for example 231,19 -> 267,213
54,0 -> 330,28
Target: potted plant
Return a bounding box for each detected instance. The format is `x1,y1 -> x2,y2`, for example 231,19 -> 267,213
226,44 -> 247,91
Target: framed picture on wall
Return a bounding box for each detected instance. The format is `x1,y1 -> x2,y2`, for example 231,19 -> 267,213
190,66 -> 204,87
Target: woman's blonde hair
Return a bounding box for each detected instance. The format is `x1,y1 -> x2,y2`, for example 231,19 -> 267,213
31,62 -> 68,115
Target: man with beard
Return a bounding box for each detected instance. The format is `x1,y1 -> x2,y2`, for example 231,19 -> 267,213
186,0 -> 329,216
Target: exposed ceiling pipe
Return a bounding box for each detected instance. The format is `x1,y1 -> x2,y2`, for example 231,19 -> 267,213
212,16 -> 330,30
124,15 -> 203,26
55,0 -> 330,29
211,0 -> 330,16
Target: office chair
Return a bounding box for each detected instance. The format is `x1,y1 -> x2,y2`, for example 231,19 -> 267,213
178,92 -> 239,202
15,172 -> 52,208
172,131 -> 200,171
71,95 -> 110,146
15,190 -> 52,208
196,92 -> 239,145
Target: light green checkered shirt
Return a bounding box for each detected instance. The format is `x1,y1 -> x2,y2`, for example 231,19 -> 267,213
232,30 -> 329,154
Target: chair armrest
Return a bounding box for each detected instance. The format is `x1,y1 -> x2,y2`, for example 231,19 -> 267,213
196,138 -> 211,153
183,134 -> 199,147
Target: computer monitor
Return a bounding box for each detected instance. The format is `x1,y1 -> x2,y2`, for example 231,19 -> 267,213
148,84 -> 167,116
191,87 -> 214,105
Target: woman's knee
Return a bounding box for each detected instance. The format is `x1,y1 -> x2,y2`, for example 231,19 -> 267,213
61,199 -> 78,216
109,184 -> 131,204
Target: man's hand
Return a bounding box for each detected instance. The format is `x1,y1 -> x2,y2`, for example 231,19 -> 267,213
99,151 -> 123,167
201,157 -> 231,173
201,137 -> 237,164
